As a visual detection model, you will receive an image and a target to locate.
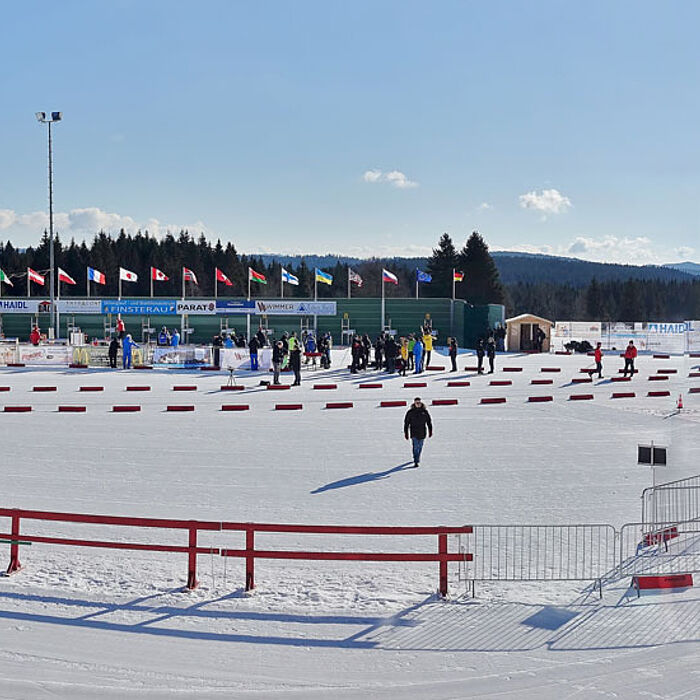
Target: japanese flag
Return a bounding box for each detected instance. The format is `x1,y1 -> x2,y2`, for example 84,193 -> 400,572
119,267 -> 138,282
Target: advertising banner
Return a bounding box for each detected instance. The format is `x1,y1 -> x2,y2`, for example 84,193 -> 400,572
18,345 -> 74,365
0,299 -> 40,314
56,299 -> 103,314
102,299 -> 177,315
687,321 -> 700,353
645,322 -> 688,354
254,300 -> 337,316
176,300 -> 217,315
152,346 -> 212,367
220,347 -> 272,370
215,300 -> 256,314
551,322 -> 601,351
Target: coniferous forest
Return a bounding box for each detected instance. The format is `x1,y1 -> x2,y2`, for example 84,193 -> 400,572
0,229 -> 698,321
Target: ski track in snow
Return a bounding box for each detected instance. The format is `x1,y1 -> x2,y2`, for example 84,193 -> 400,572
0,350 -> 698,697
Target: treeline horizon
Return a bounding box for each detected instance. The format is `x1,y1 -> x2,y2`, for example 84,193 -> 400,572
0,229 -> 698,321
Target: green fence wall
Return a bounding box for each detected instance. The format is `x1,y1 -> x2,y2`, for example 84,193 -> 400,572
0,297 -> 503,348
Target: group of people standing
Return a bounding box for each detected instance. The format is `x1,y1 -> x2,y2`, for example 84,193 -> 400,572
270,331 -> 332,386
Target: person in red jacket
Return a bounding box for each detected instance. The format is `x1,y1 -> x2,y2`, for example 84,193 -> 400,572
29,325 -> 41,346
593,342 -> 604,378
623,340 -> 637,377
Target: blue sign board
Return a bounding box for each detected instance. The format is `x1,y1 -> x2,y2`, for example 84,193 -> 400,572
215,300 -> 256,314
102,299 -> 177,315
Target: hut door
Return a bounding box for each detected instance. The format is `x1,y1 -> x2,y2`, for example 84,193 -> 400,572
520,323 -> 533,351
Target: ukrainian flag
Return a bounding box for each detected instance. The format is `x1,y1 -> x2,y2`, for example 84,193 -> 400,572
315,268 -> 333,285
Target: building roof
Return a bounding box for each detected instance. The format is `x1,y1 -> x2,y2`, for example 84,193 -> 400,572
505,313 -> 554,326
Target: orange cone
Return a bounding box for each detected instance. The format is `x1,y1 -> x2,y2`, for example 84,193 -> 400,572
677,394 -> 684,410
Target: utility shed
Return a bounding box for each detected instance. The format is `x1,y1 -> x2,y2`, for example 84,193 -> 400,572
505,313 -> 553,352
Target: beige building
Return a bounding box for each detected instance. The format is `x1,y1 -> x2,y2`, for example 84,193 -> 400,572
505,313 -> 554,352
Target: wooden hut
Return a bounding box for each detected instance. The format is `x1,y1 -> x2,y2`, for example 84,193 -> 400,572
505,313 -> 554,352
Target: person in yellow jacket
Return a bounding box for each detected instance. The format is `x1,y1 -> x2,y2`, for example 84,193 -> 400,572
399,337 -> 409,376
422,330 -> 434,368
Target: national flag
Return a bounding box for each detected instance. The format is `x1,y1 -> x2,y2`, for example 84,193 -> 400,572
249,267 -> 267,284
119,267 -> 138,283
87,267 -> 106,285
382,268 -> 398,285
454,271 -> 465,282
348,268 -> 363,287
183,267 -> 198,285
281,268 -> 299,285
0,269 -> 13,287
151,267 -> 169,282
28,268 -> 45,285
57,268 -> 76,285
416,269 -> 432,283
315,268 -> 333,285
216,268 -> 233,286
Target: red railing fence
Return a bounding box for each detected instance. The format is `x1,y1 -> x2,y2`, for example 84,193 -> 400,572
0,508 -> 472,597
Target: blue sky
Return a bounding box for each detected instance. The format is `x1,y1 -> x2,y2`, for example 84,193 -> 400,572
1,1 -> 699,264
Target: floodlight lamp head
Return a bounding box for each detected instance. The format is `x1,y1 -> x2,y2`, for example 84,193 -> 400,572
51,111 -> 62,121
36,112 -> 46,122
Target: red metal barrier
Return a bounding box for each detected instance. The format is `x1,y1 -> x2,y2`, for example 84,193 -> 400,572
0,508 -> 473,597
220,522 -> 473,596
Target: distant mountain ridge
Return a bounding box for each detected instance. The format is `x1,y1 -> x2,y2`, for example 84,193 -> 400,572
252,251 -> 696,287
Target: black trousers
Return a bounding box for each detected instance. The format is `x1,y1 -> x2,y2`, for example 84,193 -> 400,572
623,358 -> 635,377
291,353 -> 301,384
450,354 -> 457,371
488,355 -> 495,373
594,361 -> 602,378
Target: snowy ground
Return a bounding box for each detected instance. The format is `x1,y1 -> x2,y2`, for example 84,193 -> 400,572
0,349 -> 698,697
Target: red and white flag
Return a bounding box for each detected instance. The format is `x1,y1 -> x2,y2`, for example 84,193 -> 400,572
28,268 -> 45,285
119,267 -> 138,283
215,267 -> 232,286
348,268 -> 363,287
151,267 -> 169,282
183,267 -> 198,285
382,268 -> 398,285
57,268 -> 76,285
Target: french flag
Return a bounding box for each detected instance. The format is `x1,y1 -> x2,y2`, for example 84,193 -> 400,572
87,267 -> 106,285
382,268 -> 398,285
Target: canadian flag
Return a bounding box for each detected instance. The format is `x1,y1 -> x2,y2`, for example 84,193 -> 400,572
119,267 -> 138,282
28,268 -> 45,285
183,267 -> 198,285
215,268 -> 232,286
151,267 -> 169,282
57,268 -> 76,285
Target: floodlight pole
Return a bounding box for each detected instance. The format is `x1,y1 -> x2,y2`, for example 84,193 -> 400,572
36,112 -> 61,338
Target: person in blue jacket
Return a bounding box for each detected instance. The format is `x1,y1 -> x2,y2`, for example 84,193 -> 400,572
413,337 -> 424,374
304,332 -> 317,366
171,329 -> 180,348
122,333 -> 139,369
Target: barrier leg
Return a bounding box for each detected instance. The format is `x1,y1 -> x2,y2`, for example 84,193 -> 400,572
438,533 -> 448,597
186,525 -> 198,589
7,513 -> 21,575
245,528 -> 255,591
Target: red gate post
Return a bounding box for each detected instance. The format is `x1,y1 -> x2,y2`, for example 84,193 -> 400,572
245,526 -> 255,591
6,511 -> 22,574
438,533 -> 448,597
186,524 -> 198,589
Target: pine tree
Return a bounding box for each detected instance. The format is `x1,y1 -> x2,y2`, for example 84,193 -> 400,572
426,233 -> 458,297
456,231 -> 505,305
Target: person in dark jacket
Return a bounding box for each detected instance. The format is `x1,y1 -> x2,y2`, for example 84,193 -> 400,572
448,337 -> 458,372
384,336 -> 398,373
374,334 -> 385,370
361,334 -> 371,371
289,331 -> 302,385
157,326 -> 170,346
248,335 -> 260,371
256,328 -> 267,348
403,397 -> 433,467
108,336 -> 120,369
350,335 -> 362,374
486,336 -> 496,374
476,338 -> 485,374
272,340 -> 284,385
212,333 -> 223,368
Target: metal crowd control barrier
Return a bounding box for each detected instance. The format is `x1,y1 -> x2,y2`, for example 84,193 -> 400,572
458,524 -> 617,596
641,474 -> 700,525
0,508 -> 472,597
618,519 -> 700,578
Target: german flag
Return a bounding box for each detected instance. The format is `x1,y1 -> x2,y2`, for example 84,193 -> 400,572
454,271 -> 464,282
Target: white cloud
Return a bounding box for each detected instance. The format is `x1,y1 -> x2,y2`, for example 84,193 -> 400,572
477,202 -> 492,211
362,169 -> 419,189
519,188 -> 572,217
0,207 -> 211,246
675,246 -> 694,259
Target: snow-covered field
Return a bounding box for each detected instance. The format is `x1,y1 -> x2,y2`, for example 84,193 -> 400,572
0,349 -> 698,698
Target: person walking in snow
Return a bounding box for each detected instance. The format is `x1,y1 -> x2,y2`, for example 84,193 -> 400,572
272,340 -> 284,385
623,340 -> 637,378
108,335 -> 120,368
403,397 -> 433,467
476,338 -> 485,374
592,342 -> 603,379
